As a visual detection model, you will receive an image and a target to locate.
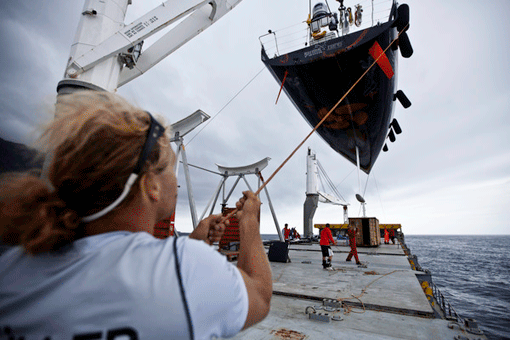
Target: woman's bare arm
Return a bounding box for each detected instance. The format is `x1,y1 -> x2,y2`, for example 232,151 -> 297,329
235,191 -> 272,329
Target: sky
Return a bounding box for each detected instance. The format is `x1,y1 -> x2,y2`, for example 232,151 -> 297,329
0,0 -> 509,235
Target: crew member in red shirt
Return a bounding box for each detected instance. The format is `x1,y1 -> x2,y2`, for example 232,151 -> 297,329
283,224 -> 290,241
390,228 -> 395,244
292,228 -> 300,240
346,223 -> 361,264
320,223 -> 336,269
384,228 -> 390,244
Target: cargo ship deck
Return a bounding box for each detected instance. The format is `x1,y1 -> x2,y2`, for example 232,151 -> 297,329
226,241 -> 486,339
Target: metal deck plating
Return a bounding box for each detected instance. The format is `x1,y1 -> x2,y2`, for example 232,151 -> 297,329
225,242 -> 486,339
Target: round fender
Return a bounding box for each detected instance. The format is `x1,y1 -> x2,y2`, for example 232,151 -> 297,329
391,118 -> 403,134
396,4 -> 410,32
395,90 -> 412,108
399,31 -> 414,58
388,129 -> 396,143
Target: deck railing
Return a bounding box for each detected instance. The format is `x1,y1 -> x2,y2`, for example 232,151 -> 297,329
397,233 -> 464,323
259,0 -> 395,58
430,280 -> 462,322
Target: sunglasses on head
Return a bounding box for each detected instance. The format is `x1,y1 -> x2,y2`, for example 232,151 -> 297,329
82,112 -> 166,223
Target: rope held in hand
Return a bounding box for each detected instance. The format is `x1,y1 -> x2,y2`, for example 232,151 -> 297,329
221,24 -> 409,224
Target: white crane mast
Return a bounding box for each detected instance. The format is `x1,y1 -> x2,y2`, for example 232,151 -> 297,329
306,148 -> 319,195
304,148 -> 348,238
58,0 -> 242,94
54,0 -> 243,229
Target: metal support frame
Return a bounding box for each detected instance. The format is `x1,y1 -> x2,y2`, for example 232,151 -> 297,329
176,140 -> 198,228
170,110 -> 210,230
203,157 -> 284,241
303,194 -> 319,238
199,177 -> 226,221
304,148 -> 348,238
258,174 -> 284,242
355,145 -> 367,217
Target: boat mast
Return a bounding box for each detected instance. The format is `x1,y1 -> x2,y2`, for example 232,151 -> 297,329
355,146 -> 367,217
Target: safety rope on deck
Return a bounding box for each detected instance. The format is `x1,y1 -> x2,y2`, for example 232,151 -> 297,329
339,269 -> 403,314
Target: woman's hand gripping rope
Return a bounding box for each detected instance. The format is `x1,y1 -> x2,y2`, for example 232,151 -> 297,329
189,214 -> 228,245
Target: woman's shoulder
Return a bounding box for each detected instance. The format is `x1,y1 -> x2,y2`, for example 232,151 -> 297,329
73,232 -> 227,275
175,236 -> 228,263
76,231 -> 216,254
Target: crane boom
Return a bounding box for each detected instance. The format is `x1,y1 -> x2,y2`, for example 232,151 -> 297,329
58,0 -> 242,94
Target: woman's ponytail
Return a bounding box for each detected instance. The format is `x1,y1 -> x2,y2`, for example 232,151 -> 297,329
0,173 -> 80,254
1,90 -> 171,254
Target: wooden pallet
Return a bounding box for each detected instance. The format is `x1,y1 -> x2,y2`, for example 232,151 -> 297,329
220,250 -> 240,262
218,208 -> 240,261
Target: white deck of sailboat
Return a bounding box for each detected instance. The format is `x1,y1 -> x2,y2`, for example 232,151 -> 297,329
225,242 -> 482,339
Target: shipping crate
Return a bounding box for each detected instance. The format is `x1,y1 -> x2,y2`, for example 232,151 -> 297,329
153,213 -> 175,239
219,208 -> 240,261
348,217 -> 380,247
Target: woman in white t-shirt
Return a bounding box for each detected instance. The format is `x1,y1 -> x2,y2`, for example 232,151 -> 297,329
0,91 -> 272,339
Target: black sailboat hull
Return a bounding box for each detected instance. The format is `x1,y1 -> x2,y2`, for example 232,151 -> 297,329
262,20 -> 399,173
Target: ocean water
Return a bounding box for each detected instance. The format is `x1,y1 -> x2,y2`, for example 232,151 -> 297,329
262,234 -> 510,339
404,235 -> 510,340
